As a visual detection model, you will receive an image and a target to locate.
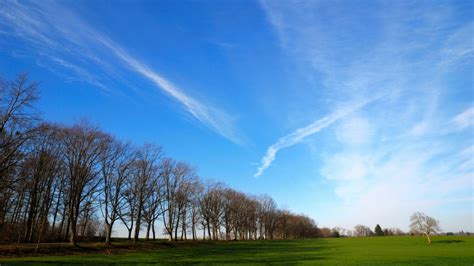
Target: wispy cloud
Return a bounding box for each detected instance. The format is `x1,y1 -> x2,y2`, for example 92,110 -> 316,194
260,0 -> 473,231
95,37 -> 244,145
254,96 -> 382,177
453,107 -> 474,130
0,0 -> 244,144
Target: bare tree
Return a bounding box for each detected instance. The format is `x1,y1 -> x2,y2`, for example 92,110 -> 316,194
132,144 -> 162,243
118,176 -> 137,241
22,123 -> 62,243
0,73 -> 326,244
61,121 -> 109,245
143,159 -> 165,241
258,195 -> 278,239
222,188 -> 240,240
142,181 -> 162,241
100,139 -> 133,244
172,162 -> 196,241
354,225 -> 372,237
160,158 -> 177,241
201,183 -> 226,240
410,212 -> 440,245
0,73 -> 39,236
189,180 -> 203,240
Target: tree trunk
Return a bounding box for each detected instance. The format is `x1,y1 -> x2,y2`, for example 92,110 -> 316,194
69,199 -> 80,246
57,211 -> 65,241
134,204 -> 142,243
207,221 -> 211,240
174,210 -> 180,241
152,220 -> 156,240
166,205 -> 173,241
69,221 -> 77,246
24,192 -> 37,243
182,218 -> 187,240
64,217 -> 70,242
146,222 -> 151,240
426,233 -> 432,245
105,222 -> 113,245
51,181 -> 62,237
51,201 -> 60,237
202,224 -> 206,240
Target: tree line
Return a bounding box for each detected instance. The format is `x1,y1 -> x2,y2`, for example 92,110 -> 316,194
316,225 -> 407,238
0,73 -> 320,245
323,212 -> 441,246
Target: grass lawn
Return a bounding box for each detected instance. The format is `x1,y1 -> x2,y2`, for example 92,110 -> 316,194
0,236 -> 472,265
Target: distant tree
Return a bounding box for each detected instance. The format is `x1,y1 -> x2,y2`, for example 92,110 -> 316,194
354,225 -> 372,237
390,228 -> 405,236
202,183 -> 226,240
257,195 -> 278,240
0,72 -> 338,245
374,224 -> 384,236
332,227 -> 345,237
318,227 -> 332,238
410,212 -> 440,245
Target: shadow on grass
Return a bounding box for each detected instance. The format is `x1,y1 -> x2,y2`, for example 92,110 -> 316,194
434,239 -> 465,244
0,239 -> 335,265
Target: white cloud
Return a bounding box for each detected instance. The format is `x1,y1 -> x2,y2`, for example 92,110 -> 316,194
0,0 -> 244,145
95,37 -> 245,145
321,153 -> 373,201
409,121 -> 430,137
254,96 -> 382,177
453,107 -> 474,130
323,141 -> 473,231
322,153 -> 372,182
439,22 -> 474,68
260,0 -> 473,231
336,116 -> 374,145
457,145 -> 474,172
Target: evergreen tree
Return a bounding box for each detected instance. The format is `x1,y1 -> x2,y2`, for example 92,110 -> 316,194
374,224 -> 384,236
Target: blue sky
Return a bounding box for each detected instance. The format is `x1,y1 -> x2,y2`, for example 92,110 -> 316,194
1,0 -> 473,233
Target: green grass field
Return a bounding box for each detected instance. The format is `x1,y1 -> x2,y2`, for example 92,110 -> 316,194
0,236 -> 472,265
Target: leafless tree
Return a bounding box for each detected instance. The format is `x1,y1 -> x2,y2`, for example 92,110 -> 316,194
0,73 -> 39,236
99,138 -> 133,244
201,183 -> 226,240
258,195 -> 278,239
142,159 -> 165,241
0,73 -> 329,244
410,212 -> 440,245
118,174 -> 137,240
188,180 -> 203,240
61,121 -> 109,245
21,123 -> 63,243
160,158 -> 177,241
132,144 -> 162,243
173,163 -> 197,241
354,225 -> 372,237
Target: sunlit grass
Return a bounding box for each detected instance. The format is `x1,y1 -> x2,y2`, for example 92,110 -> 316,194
0,236 -> 472,265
